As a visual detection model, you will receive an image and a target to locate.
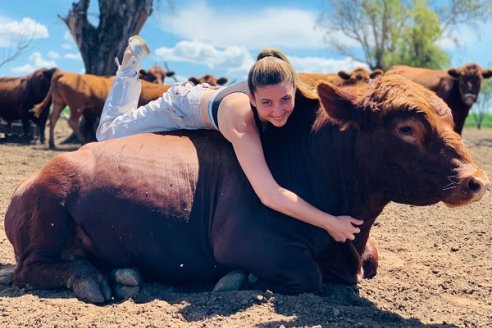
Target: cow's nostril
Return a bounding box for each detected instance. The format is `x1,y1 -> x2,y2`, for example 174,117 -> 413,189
467,178 -> 482,193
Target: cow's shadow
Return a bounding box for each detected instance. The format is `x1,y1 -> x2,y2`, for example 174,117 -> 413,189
0,269 -> 456,327
126,282 -> 457,328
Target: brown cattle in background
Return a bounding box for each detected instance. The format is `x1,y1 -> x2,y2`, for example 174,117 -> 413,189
386,63 -> 492,134
139,65 -> 175,84
299,67 -> 384,89
5,75 -> 489,303
188,74 -> 229,86
0,68 -> 57,143
33,70 -> 171,148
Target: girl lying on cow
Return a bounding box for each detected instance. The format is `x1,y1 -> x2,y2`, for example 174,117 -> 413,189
96,36 -> 362,243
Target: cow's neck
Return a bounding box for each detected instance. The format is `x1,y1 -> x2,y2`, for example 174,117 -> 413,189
262,109 -> 389,251
307,123 -> 389,250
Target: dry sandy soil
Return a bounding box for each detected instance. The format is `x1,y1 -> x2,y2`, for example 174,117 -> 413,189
0,121 -> 491,328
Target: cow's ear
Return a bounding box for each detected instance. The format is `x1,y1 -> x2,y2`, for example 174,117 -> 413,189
370,69 -> 384,79
338,71 -> 350,80
217,77 -> 228,85
188,77 -> 199,85
43,67 -> 58,79
317,81 -> 361,129
447,68 -> 460,78
481,69 -> 492,79
166,71 -> 175,77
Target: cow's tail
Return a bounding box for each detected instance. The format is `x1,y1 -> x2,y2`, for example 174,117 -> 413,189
32,69 -> 62,118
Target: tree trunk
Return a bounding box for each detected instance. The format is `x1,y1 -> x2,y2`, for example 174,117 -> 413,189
60,0 -> 153,75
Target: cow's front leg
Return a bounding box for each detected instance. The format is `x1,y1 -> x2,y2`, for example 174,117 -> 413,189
215,242 -> 322,295
110,268 -> 142,299
361,238 -> 378,279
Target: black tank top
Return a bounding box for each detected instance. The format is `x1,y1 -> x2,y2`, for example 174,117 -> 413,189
211,82 -> 263,133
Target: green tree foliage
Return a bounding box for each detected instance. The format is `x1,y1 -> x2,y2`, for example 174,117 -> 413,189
471,79 -> 492,129
384,0 -> 449,69
317,0 -> 490,70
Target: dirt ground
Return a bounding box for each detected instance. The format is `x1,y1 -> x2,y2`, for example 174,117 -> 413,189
0,121 -> 491,328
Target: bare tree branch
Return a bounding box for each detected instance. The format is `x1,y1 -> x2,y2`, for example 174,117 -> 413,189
0,36 -> 33,68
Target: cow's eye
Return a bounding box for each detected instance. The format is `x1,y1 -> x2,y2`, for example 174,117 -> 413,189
398,125 -> 414,136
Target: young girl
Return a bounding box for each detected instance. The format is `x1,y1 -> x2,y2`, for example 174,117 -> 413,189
97,36 -> 362,242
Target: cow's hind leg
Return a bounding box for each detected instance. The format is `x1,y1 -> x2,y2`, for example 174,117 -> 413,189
14,258 -> 111,303
6,183 -> 112,303
67,110 -> 85,144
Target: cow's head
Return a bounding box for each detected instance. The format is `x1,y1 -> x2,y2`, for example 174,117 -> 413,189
316,75 -> 489,207
188,74 -> 228,86
337,67 -> 384,85
26,67 -> 58,101
139,65 -> 175,84
447,63 -> 492,106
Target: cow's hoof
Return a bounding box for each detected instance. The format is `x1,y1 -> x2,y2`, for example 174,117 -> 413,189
212,270 -> 247,292
0,265 -> 15,285
112,268 -> 142,299
69,276 -> 112,304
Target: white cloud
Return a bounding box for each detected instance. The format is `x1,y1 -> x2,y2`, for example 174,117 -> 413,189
10,51 -> 56,74
48,50 -> 59,59
64,52 -> 82,61
64,31 -> 75,42
155,40 -> 254,79
290,56 -> 368,74
0,17 -> 49,48
155,40 -> 368,80
157,1 -> 330,51
438,21 -> 492,51
61,31 -> 76,50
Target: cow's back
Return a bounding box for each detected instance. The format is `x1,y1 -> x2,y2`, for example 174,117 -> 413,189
386,65 -> 450,94
5,130 -> 242,283
55,73 -> 112,110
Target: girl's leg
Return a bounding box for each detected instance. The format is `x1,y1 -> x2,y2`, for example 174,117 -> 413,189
97,38 -> 150,140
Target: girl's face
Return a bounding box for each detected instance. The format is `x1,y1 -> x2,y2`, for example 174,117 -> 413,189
249,82 -> 296,128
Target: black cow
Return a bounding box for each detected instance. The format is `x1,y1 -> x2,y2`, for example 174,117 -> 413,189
0,68 -> 57,143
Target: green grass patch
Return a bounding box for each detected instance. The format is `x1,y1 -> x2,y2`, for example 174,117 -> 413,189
465,112 -> 492,128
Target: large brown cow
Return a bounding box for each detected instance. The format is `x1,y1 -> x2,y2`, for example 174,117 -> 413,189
32,70 -> 171,148
0,68 -> 57,143
386,64 -> 492,134
299,67 -> 384,89
139,65 -> 175,84
4,75 -> 488,303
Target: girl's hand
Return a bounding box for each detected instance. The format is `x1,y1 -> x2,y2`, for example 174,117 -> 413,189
324,216 -> 363,242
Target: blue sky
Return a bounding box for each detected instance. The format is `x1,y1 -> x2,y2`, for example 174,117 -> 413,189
1,0 -> 491,82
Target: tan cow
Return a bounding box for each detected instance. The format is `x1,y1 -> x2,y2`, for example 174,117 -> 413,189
188,74 -> 229,86
33,70 -> 170,148
139,65 -> 175,84
299,67 -> 384,89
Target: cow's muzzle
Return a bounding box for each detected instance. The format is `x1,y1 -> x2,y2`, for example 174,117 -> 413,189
443,168 -> 490,207
463,93 -> 477,106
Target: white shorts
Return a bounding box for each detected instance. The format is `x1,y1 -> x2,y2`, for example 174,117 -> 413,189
97,63 -> 219,141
